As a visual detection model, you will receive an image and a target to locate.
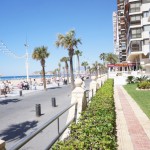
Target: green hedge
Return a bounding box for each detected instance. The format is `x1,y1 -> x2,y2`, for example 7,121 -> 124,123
52,79 -> 117,150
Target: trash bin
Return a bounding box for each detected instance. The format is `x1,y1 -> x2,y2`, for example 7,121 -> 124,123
51,97 -> 57,107
36,104 -> 41,116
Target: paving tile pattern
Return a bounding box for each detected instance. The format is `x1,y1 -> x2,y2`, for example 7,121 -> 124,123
115,85 -> 150,150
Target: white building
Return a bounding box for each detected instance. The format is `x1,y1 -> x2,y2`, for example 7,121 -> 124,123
113,12 -> 120,56
116,0 -> 150,73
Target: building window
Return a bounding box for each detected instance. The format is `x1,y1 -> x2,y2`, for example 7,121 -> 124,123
143,39 -> 149,45
143,25 -> 150,31
131,28 -> 141,38
130,15 -> 141,25
130,2 -> 141,13
142,0 -> 150,4
131,43 -> 140,52
143,11 -> 149,18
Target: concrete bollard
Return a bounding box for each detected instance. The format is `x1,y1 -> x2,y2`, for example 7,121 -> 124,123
19,90 -> 22,96
89,76 -> 98,98
97,75 -> 101,89
60,78 -> 85,140
51,97 -> 57,107
35,104 -> 41,117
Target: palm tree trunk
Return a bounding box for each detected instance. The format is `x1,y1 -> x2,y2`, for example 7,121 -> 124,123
77,56 -> 80,76
69,56 -> 75,89
42,65 -> 46,90
65,62 -> 69,85
84,66 -> 86,75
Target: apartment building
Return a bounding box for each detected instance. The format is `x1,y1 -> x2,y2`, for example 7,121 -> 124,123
126,0 -> 150,72
116,0 -> 150,73
117,0 -> 127,63
113,12 -> 119,56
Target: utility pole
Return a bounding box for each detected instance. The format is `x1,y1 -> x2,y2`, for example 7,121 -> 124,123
24,40 -> 29,82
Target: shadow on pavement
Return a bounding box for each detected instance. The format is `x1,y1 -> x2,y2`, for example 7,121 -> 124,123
0,99 -> 21,105
47,87 -> 62,90
0,120 -> 38,142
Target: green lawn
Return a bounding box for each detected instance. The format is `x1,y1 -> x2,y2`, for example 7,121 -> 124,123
124,83 -> 150,119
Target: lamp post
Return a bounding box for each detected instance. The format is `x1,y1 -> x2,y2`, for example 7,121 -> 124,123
24,42 -> 29,82
149,32 -> 150,59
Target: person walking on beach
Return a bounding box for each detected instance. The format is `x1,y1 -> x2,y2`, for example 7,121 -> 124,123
33,79 -> 37,90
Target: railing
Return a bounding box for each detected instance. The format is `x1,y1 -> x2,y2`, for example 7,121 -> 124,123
10,102 -> 78,150
5,78 -> 97,150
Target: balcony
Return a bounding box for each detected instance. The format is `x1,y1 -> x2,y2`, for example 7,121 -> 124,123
141,58 -> 150,65
127,41 -> 143,61
142,45 -> 150,55
142,31 -> 149,39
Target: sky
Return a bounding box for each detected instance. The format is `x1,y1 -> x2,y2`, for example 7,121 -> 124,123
0,0 -> 117,76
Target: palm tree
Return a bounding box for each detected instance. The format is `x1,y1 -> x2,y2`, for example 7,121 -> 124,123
105,53 -> 118,64
99,53 -> 106,65
87,66 -> 92,77
92,61 -> 99,77
62,66 -> 65,77
97,63 -> 103,76
58,62 -> 61,77
56,30 -> 82,89
60,57 -> 69,84
32,46 -> 50,90
81,61 -> 88,75
74,50 -> 82,76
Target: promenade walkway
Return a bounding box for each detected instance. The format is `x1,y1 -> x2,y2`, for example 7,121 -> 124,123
114,79 -> 150,150
0,82 -> 63,99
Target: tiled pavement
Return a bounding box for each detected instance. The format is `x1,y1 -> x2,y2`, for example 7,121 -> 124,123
115,85 -> 150,150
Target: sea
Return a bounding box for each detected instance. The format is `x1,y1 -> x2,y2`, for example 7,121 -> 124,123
0,75 -> 54,81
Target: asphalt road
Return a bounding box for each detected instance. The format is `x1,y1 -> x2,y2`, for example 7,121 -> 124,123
0,79 -> 91,150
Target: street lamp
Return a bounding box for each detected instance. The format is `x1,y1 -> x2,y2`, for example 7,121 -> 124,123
24,42 -> 29,81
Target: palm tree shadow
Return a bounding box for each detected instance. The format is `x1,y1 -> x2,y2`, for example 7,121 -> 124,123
0,99 -> 21,105
0,121 -> 38,142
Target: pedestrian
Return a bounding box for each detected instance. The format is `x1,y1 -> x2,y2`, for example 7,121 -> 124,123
33,79 -> 37,90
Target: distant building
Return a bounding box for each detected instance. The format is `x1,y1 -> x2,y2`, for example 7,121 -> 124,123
115,0 -> 150,73
113,11 -> 119,56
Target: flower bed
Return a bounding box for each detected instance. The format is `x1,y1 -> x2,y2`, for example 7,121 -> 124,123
52,79 -> 117,150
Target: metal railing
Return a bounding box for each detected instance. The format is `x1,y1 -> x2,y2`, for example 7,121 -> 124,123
10,102 -> 78,150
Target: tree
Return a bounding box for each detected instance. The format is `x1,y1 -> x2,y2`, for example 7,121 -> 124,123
97,63 -> 103,76
92,61 -> 99,77
81,61 -> 88,74
99,53 -> 106,65
56,30 -> 82,89
60,57 -> 69,84
32,46 -> 50,90
58,62 -> 61,77
62,66 -> 65,77
87,66 -> 92,77
74,50 -> 82,76
105,53 -> 118,64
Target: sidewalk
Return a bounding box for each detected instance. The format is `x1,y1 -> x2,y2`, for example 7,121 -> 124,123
0,82 -> 64,99
114,79 -> 150,150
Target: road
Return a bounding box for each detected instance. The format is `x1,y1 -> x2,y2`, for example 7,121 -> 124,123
0,79 -> 90,149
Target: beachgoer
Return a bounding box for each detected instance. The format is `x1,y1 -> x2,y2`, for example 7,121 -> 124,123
33,79 -> 37,90
0,82 -> 7,97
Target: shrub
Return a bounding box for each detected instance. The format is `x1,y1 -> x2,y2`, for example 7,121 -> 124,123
52,79 -> 117,150
135,75 -> 148,83
126,76 -> 134,84
137,81 -> 150,89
